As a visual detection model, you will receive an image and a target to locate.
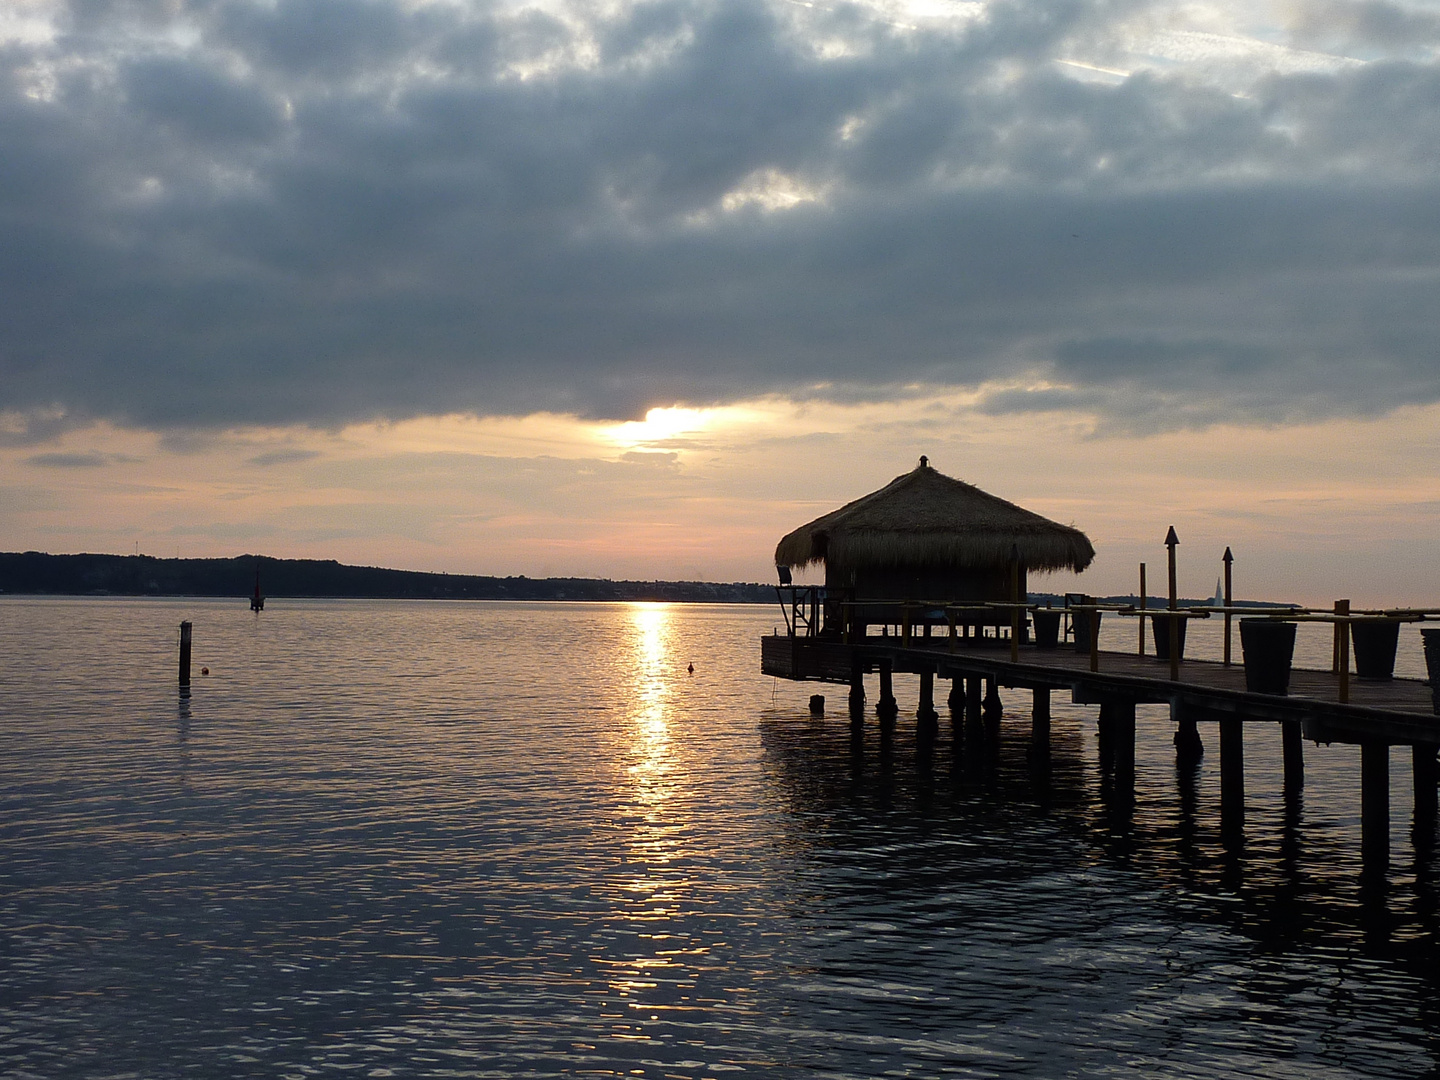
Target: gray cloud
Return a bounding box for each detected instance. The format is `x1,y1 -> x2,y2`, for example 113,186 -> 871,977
2,0 -> 1439,433
247,448 -> 322,466
25,451 -> 111,468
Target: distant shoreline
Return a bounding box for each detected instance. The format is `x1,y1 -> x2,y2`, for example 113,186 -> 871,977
0,552 -> 1273,608
0,552 -> 775,604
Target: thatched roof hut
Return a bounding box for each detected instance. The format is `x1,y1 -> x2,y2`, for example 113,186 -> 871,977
775,457 -> 1093,604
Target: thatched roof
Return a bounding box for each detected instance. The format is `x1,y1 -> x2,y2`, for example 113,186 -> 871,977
774,457 -> 1094,574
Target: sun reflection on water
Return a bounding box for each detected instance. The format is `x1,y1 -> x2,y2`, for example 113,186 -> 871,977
611,604 -> 702,1021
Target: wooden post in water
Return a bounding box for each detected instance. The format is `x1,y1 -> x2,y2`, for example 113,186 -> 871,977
1222,548 -> 1234,667
1336,600 -> 1351,704
1166,526 -> 1180,683
1361,740 -> 1389,872
1282,720 -> 1304,792
1220,716 -> 1244,835
1089,607 -> 1100,673
1138,563 -> 1147,656
178,621 -> 192,689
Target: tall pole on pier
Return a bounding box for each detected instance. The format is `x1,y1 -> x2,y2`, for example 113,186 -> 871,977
1222,547 -> 1234,667
1165,527 -> 1180,682
1138,563 -> 1147,656
1010,544 -> 1021,664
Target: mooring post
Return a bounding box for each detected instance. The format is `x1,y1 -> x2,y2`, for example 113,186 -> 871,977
1415,744 -> 1438,840
178,620 -> 192,689
1222,547 -> 1234,667
1220,716 -> 1244,833
1096,702 -> 1114,771
1361,740 -> 1389,871
1165,526 -> 1180,682
1281,719 -> 1304,792
1335,600 -> 1350,704
877,661 -> 897,718
1172,699 -> 1203,764
1138,562 -> 1147,656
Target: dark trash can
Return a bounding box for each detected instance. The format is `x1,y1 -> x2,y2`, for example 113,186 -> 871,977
1241,619 -> 1297,696
1423,628 -> 1440,714
1071,608 -> 1100,652
1033,609 -> 1062,650
1351,618 -> 1401,681
1152,613 -> 1187,662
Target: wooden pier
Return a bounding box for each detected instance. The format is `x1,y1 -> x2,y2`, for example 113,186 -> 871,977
762,629 -> 1440,870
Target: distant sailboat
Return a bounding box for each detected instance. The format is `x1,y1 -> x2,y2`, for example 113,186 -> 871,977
1212,576 -> 1223,606
251,560 -> 264,612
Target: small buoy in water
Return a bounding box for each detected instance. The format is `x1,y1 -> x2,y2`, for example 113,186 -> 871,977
809,694 -> 825,716
200,667 -> 209,676
687,663 -> 694,675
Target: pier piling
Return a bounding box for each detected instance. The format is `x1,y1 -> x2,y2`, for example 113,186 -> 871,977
1031,687 -> 1051,746
877,661 -> 897,719
1282,719 -> 1304,792
918,669 -> 939,725
1220,716 -> 1244,834
1112,699 -> 1136,789
1415,745 -> 1438,840
1361,741 -> 1389,872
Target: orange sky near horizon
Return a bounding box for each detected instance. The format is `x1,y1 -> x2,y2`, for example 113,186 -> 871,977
6,393 -> 1438,608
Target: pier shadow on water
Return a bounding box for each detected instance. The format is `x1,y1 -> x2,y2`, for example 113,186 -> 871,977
757,692 -> 1440,1077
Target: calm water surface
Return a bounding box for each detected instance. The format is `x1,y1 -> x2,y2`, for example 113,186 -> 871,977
1,598 -> 1437,1078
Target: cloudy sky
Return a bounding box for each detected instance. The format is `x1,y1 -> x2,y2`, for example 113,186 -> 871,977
3,0 -> 1439,603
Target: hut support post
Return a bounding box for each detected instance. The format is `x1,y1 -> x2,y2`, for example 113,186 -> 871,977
1415,744 -> 1438,840
1089,610 -> 1100,673
1173,700 -> 1203,764
1220,716 -> 1244,833
1282,720 -> 1304,793
1361,740 -> 1389,872
178,621 -> 192,689
947,676 -> 964,712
